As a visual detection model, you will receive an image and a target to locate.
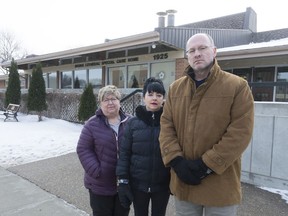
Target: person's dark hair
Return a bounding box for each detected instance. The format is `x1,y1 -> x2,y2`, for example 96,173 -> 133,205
143,77 -> 166,97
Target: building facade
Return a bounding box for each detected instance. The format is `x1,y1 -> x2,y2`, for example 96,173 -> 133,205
2,7 -> 288,101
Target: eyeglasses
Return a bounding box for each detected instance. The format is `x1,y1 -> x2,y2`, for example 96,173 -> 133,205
186,46 -> 212,55
102,98 -> 118,104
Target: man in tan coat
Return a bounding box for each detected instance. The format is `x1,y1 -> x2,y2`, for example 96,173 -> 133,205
159,33 -> 254,216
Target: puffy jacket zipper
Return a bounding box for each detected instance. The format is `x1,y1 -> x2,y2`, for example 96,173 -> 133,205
148,112 -> 155,193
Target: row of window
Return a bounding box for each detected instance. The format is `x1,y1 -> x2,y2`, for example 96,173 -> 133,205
43,68 -> 102,89
43,61 -> 176,92
42,64 -> 288,102
228,66 -> 288,102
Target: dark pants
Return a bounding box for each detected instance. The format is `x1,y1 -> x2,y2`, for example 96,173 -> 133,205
89,190 -> 130,216
132,189 -> 170,216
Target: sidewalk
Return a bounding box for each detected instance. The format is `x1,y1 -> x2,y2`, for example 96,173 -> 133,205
0,167 -> 88,216
3,152 -> 288,216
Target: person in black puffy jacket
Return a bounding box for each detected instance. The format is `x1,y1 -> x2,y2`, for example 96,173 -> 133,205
116,77 -> 170,216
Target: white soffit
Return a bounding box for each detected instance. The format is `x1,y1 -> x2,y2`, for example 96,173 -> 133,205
217,38 -> 288,60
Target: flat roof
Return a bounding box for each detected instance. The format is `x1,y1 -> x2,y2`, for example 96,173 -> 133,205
1,31 -> 181,69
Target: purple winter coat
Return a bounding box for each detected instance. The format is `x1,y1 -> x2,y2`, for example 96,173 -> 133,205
76,108 -> 130,195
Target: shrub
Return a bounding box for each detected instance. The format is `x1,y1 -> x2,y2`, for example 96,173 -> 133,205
27,63 -> 47,121
5,59 -> 21,106
78,83 -> 97,122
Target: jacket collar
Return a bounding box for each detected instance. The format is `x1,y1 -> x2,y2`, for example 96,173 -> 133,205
185,59 -> 220,82
96,108 -> 130,124
135,105 -> 163,127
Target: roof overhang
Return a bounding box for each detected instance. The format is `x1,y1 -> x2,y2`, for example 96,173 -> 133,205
217,43 -> 288,60
1,31 -> 180,68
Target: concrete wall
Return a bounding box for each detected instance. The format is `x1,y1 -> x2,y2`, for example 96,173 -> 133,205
241,102 -> 288,190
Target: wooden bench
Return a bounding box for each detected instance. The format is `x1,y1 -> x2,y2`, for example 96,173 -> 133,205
2,104 -> 21,122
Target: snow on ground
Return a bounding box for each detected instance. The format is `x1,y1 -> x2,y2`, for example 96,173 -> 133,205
0,113 -> 83,168
260,187 -> 288,204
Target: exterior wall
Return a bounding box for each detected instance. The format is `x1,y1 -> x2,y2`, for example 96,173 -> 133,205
156,27 -> 251,49
241,102 -> 288,190
175,58 -> 189,80
0,74 -> 8,88
0,80 -> 5,88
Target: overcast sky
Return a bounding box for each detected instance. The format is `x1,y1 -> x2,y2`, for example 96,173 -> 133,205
1,0 -> 287,55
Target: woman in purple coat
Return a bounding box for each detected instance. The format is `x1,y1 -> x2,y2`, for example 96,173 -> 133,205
77,85 -> 131,216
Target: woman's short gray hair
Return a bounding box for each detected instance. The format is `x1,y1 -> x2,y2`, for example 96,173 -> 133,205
98,85 -> 121,102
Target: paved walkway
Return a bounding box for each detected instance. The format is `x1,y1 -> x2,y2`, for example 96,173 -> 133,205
0,167 -> 88,216
2,152 -> 288,216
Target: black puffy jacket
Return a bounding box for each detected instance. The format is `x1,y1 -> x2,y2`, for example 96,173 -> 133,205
116,105 -> 170,193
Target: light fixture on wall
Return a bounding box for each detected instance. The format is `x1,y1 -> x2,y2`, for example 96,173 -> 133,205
151,43 -> 156,49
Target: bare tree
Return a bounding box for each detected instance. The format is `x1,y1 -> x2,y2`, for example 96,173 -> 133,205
0,30 -> 27,74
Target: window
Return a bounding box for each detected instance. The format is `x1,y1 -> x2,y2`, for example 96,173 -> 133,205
276,67 -> 288,102
128,47 -> 149,56
151,61 -> 175,92
89,68 -> 102,89
127,64 -> 148,88
108,66 -> 126,88
61,71 -> 72,89
74,69 -> 87,89
233,68 -> 252,81
253,67 -> 274,82
48,72 -> 57,89
43,74 -> 47,88
252,67 -> 275,101
108,50 -> 126,59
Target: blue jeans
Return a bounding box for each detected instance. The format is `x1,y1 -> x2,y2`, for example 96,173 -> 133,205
89,190 -> 130,216
175,197 -> 238,216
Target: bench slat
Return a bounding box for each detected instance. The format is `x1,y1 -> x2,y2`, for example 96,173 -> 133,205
3,104 -> 21,122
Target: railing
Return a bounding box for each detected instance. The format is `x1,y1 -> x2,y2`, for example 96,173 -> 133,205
120,89 -> 142,115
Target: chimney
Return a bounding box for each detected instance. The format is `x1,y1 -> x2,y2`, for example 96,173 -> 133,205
156,11 -> 167,28
166,9 -> 177,27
